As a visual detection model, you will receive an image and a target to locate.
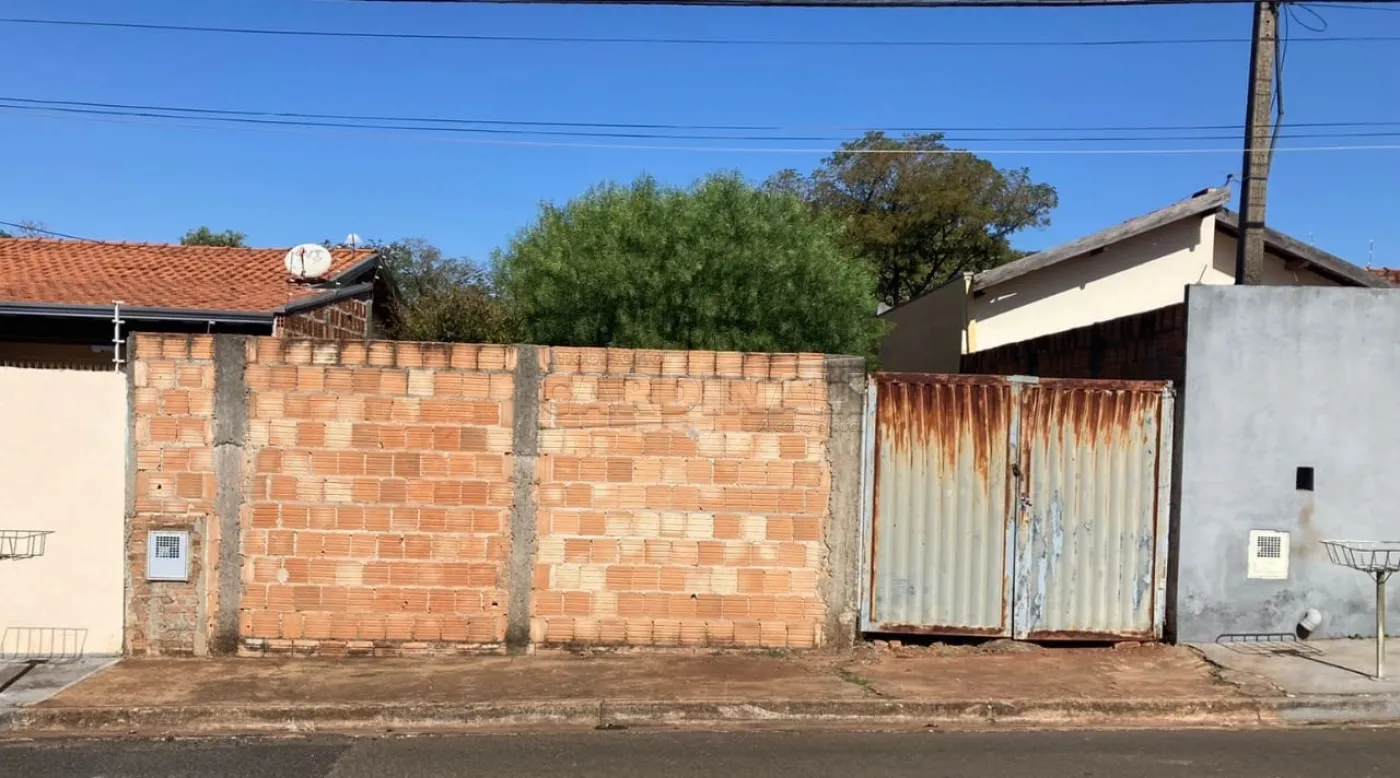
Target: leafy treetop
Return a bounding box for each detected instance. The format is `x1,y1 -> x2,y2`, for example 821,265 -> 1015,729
180,226 -> 247,248
494,173 -> 885,357
769,132 -> 1057,308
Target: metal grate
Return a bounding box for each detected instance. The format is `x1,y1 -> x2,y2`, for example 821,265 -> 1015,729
0,627 -> 87,662
1215,632 -> 1322,656
1321,539 -> 1400,680
154,535 -> 181,559
1257,535 -> 1283,558
0,530 -> 52,561
1323,540 -> 1400,573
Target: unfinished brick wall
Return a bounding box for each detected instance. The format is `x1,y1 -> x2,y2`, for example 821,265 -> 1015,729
127,336 -> 855,656
962,304 -> 1187,384
533,349 -> 831,649
275,296 -> 372,340
240,339 -> 514,655
127,335 -> 217,655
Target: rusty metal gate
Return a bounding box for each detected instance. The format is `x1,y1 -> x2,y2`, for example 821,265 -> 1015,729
861,374 -> 1173,640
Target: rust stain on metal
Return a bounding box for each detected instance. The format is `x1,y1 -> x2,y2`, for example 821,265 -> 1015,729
1021,382 -> 1165,452
867,372 -> 1169,641
1034,377 -> 1170,393
870,623 -> 1007,637
1027,628 -> 1156,642
875,373 -> 1009,483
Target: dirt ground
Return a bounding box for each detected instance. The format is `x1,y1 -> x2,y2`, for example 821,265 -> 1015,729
43,643 -> 1239,709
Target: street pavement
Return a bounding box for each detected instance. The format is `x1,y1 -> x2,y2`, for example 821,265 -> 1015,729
3,729 -> 1400,777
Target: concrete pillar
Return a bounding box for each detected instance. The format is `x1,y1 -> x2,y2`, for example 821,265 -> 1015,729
822,355 -> 868,648
210,335 -> 249,654
505,345 -> 543,653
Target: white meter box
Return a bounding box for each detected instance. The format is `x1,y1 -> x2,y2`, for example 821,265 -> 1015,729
147,530 -> 190,581
1247,530 -> 1290,580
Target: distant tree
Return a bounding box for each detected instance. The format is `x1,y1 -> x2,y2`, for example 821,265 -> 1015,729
494,173 -> 886,356
8,219 -> 51,238
181,226 -> 247,247
0,229 -> 10,238
768,132 -> 1058,308
376,238 -> 515,344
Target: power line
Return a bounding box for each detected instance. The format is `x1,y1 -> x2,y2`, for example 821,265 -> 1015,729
2,15 -> 1397,46
1317,1 -> 1400,9
338,0 -> 1400,6
8,96 -> 1400,139
0,220 -> 92,241
9,100 -> 1400,155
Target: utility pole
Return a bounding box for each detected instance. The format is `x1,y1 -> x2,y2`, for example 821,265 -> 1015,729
1234,0 -> 1279,285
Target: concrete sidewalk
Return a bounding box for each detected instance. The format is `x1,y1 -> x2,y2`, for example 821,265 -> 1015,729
1196,638 -> 1400,722
0,643 -> 1304,735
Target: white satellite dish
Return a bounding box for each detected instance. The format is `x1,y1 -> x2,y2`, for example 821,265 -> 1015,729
284,243 -> 334,281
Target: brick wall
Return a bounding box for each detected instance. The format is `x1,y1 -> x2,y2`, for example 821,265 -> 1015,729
533,348 -> 830,649
128,335 -> 217,655
275,296 -> 372,340
127,335 -> 857,656
240,339 -> 515,656
962,304 -> 1187,384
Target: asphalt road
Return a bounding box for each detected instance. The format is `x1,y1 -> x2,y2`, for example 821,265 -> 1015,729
3,729 -> 1400,778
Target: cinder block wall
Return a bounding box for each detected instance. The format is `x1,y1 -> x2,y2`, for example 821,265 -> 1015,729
126,335 -> 865,656
533,348 -> 832,648
961,303 -> 1186,384
239,339 -> 516,655
274,297 -> 373,340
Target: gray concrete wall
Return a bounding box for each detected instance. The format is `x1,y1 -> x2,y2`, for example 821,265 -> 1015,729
1176,285 -> 1400,642
821,356 -> 867,648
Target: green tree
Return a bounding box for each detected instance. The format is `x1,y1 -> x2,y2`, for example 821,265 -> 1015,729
2,220 -> 50,238
377,238 -> 515,344
769,132 -> 1058,308
181,226 -> 247,247
494,173 -> 885,356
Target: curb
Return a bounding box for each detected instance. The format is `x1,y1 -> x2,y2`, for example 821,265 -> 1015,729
0,697 -> 1295,736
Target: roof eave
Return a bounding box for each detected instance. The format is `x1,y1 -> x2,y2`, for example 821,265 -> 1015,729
970,187 -> 1232,293
877,272 -> 972,319
322,252 -> 380,286
277,282 -> 376,315
1215,210 -> 1389,288
0,300 -> 276,324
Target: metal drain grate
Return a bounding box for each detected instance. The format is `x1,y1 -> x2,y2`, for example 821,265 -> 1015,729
1214,633 -> 1322,656
1,627 -> 88,662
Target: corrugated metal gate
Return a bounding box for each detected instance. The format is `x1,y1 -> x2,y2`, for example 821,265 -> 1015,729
861,373 -> 1173,641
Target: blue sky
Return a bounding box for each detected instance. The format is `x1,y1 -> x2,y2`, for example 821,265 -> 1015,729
3,0 -> 1399,266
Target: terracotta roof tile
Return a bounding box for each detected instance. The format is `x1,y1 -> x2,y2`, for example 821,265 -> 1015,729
1368,267 -> 1400,286
0,238 -> 371,313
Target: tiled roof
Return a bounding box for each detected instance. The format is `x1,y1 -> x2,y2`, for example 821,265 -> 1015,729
0,238 -> 371,313
1368,267 -> 1400,286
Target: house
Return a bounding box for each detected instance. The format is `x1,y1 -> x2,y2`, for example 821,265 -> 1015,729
878,187 -> 1387,374
0,238 -> 392,369
0,238 -> 391,656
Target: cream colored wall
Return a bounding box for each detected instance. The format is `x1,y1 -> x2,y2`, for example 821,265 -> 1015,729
1209,231 -> 1336,286
971,215 -> 1217,353
0,367 -> 127,656
877,275 -> 970,373
970,215 -> 1345,353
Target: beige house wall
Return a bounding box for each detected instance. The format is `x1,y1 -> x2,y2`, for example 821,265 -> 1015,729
970,216 -> 1217,353
1209,231 -> 1336,287
877,275 -> 970,373
0,367 -> 127,656
966,216 -> 1344,353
